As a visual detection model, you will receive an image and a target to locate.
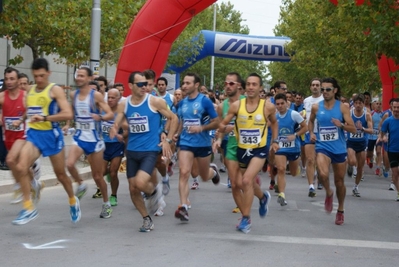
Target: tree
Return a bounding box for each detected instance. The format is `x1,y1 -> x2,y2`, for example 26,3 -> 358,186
267,0 -> 398,97
0,0 -> 145,65
167,2 -> 267,88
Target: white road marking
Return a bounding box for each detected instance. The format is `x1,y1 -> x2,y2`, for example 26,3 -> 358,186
22,239 -> 68,250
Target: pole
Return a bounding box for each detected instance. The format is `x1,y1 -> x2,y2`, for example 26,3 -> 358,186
210,3 -> 217,90
90,0 -> 101,76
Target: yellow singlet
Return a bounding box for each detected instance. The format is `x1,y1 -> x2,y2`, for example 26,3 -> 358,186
27,83 -> 55,130
235,98 -> 268,149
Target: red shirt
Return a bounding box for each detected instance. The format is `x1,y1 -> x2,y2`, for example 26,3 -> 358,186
2,90 -> 26,148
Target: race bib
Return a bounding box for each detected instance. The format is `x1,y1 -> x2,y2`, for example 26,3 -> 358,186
350,131 -> 364,139
4,117 -> 24,131
319,126 -> 339,142
239,129 -> 261,145
27,106 -> 43,119
101,120 -> 113,134
128,116 -> 149,133
278,136 -> 295,148
183,119 -> 201,131
228,121 -> 235,137
76,116 -> 95,131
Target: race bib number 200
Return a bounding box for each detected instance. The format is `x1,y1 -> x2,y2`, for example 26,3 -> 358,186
128,116 -> 149,133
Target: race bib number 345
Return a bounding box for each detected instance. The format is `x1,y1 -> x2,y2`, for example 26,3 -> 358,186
239,129 -> 261,145
319,126 -> 339,142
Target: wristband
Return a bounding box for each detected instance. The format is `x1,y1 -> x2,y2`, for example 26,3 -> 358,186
272,139 -> 279,144
43,116 -> 47,122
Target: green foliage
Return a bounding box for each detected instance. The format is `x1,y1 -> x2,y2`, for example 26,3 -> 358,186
0,0 -> 145,65
168,2 -> 267,88
268,0 -> 399,97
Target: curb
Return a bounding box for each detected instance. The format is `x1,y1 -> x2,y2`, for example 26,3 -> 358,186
0,167 -> 92,195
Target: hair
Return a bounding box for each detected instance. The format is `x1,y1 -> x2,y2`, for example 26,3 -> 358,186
266,92 -> 274,97
295,92 -> 303,98
94,76 -> 108,86
286,90 -> 293,95
363,91 -> 371,97
79,66 -> 93,77
185,72 -> 201,85
4,67 -> 19,76
227,72 -> 243,84
389,98 -> 396,105
353,94 -> 365,103
18,72 -> 29,81
273,80 -> 286,89
310,78 -> 321,85
31,58 -> 49,71
321,77 -> 341,100
156,77 -> 168,86
128,71 -> 144,84
247,73 -> 263,86
143,69 -> 156,81
89,80 -> 100,92
114,82 -> 124,89
274,93 -> 287,102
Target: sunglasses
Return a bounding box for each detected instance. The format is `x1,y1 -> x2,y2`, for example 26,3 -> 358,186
321,87 -> 334,92
134,81 -> 148,87
224,81 -> 237,86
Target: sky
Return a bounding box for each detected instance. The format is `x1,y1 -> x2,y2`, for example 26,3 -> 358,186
220,0 -> 283,36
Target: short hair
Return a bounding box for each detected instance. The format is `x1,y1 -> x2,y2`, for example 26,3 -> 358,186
286,90 -> 293,95
247,73 -> 263,86
241,80 -> 246,90
94,76 -> 108,86
79,66 -> 93,77
157,77 -> 168,86
310,78 -> 321,85
353,94 -> 365,103
114,82 -> 124,89
226,72 -> 243,84
273,80 -> 286,89
128,71 -> 144,84
31,58 -> 49,71
89,81 -> 100,91
143,69 -> 156,81
363,92 -> 371,97
18,73 -> 29,81
4,67 -> 19,76
295,92 -> 303,97
185,72 -> 201,85
321,77 -> 341,100
274,93 -> 287,102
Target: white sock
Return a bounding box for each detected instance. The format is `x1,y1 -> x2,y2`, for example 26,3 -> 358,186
309,184 -> 314,190
31,178 -> 39,188
104,201 -> 110,206
13,183 -> 21,190
353,167 -> 358,175
162,175 -> 169,182
193,176 -> 199,183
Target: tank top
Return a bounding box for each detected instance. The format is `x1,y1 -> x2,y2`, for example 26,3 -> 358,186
124,94 -> 161,152
315,100 -> 346,154
2,90 -> 25,141
235,98 -> 268,149
276,109 -> 300,154
222,95 -> 246,141
73,89 -> 101,142
27,83 -> 59,130
347,109 -> 368,142
101,111 -> 123,143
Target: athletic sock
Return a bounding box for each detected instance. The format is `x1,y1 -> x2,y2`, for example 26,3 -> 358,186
23,200 -> 34,211
193,176 -> 199,183
69,197 -> 77,206
309,184 -> 315,190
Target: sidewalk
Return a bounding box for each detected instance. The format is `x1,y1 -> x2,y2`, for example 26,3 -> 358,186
0,135 -> 92,194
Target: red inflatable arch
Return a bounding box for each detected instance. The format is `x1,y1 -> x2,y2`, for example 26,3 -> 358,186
330,0 -> 398,110
115,0 -> 216,96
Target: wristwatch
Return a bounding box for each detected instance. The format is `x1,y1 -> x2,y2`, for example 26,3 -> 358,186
165,138 -> 173,144
272,139 -> 279,144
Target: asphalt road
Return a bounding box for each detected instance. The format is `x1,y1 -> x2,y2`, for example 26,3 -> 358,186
0,165 -> 398,267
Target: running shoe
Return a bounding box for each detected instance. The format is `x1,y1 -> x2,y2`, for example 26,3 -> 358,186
12,209 -> 38,225
219,165 -> 226,173
375,168 -> 381,176
232,207 -> 241,213
317,183 -> 323,190
92,188 -> 102,198
325,193 -> 334,214
162,179 -> 170,196
347,165 -> 353,177
269,181 -> 275,190
227,177 -> 231,188
100,203 -> 112,219
147,184 -> 163,215
110,195 -> 118,206
237,217 -> 251,234
274,184 -> 279,193
210,163 -> 220,185
308,188 -> 316,198
259,191 -> 271,218
277,194 -> 287,206
335,212 -> 344,225
383,167 -> 389,178
70,197 -> 81,224
352,187 -> 361,197
174,206 -> 189,221
389,182 -> 395,191
191,181 -> 199,190
10,188 -> 22,204
301,167 -> 306,178
75,183 -> 88,200
154,197 -> 166,216
367,158 -> 373,169
139,217 -> 154,232
32,181 -> 45,204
